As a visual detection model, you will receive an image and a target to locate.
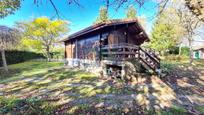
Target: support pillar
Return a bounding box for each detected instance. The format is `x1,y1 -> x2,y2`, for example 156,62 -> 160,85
121,65 -> 125,80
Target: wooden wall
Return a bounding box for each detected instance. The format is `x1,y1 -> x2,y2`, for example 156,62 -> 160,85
65,34 -> 100,61
65,41 -> 76,59
108,28 -> 126,45
65,23 -> 147,61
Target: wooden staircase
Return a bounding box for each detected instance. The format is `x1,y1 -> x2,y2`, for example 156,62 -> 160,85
138,47 -> 160,73
101,43 -> 160,73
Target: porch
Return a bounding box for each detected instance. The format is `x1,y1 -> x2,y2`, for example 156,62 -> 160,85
101,43 -> 160,73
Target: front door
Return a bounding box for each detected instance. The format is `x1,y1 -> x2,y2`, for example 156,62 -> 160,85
195,51 -> 200,59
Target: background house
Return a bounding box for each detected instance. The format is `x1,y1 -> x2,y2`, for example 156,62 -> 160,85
193,47 -> 204,59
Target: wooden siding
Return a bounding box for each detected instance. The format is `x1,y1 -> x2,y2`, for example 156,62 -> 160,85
65,22 -> 149,61
65,41 -> 76,59
108,28 -> 126,45
65,42 -> 72,58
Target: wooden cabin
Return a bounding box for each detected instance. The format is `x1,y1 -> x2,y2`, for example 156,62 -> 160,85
62,19 -> 160,78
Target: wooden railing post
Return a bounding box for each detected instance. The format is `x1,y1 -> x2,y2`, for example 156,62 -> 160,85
138,47 -> 140,59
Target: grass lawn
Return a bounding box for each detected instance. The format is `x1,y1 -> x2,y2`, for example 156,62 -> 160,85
0,61 -> 204,114
0,61 -> 63,83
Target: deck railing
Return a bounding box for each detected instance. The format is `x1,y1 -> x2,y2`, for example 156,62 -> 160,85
101,43 -> 160,72
101,43 -> 139,60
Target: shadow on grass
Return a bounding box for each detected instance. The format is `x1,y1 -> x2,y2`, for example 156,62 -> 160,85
0,61 -> 63,83
160,60 -> 204,114
1,61 -> 204,114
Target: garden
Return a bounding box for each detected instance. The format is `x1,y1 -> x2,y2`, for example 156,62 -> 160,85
0,59 -> 204,114
1,0 -> 204,114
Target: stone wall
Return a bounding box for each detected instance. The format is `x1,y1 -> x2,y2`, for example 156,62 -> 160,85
65,58 -> 102,75
65,58 -> 147,81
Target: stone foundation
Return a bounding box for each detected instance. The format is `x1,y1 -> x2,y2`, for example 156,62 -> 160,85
65,58 -> 147,79
65,58 -> 102,75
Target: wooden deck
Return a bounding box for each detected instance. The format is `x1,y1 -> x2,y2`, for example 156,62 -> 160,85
101,43 -> 160,72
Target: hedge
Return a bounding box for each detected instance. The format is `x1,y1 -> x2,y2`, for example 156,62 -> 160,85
0,50 -> 45,66
168,46 -> 189,56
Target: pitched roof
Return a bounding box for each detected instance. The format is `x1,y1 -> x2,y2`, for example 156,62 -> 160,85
193,45 -> 204,50
62,19 -> 149,42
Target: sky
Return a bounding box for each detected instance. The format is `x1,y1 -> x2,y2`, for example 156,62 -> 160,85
0,0 -> 158,35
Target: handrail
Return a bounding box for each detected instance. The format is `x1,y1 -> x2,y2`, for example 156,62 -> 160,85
143,48 -> 160,62
101,43 -> 139,50
138,47 -> 160,71
139,47 -> 160,65
139,57 -> 155,70
101,44 -> 160,72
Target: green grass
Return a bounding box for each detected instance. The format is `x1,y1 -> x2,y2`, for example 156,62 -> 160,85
0,60 -> 203,114
154,105 -> 187,115
195,106 -> 204,114
161,56 -> 204,68
0,61 -> 99,114
0,96 -> 55,115
0,61 -> 63,83
161,58 -> 204,73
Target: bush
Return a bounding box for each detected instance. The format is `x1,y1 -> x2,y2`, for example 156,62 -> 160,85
168,46 -> 189,56
50,51 -> 64,59
168,46 -> 179,55
180,47 -> 190,56
0,50 -> 45,66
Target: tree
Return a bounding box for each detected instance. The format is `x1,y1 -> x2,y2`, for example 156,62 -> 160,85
95,6 -> 109,24
149,0 -> 202,64
167,0 -> 202,64
2,0 -> 202,22
185,0 -> 204,22
18,17 -> 69,61
126,5 -> 137,19
176,8 -> 201,64
0,26 -> 20,72
19,38 -> 43,52
0,0 -> 21,18
149,20 -> 178,55
156,6 -> 186,56
125,5 -> 146,29
148,8 -> 184,55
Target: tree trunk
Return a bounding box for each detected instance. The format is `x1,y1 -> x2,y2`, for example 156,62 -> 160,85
179,44 -> 182,56
46,45 -> 51,62
188,39 -> 193,64
1,50 -> 8,72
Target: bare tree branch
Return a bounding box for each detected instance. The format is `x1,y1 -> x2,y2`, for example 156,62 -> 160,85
48,0 -> 60,19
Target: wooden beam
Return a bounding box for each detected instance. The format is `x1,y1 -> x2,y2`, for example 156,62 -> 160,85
125,24 -> 128,43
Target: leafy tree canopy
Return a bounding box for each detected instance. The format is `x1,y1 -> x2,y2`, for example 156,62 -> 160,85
17,17 -> 69,60
126,5 -> 137,19
150,23 -> 176,53
95,6 -> 109,24
149,14 -> 179,54
0,0 -> 21,18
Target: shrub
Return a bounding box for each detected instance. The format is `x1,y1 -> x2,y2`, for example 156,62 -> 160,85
180,47 -> 190,56
160,62 -> 174,73
0,50 -> 45,66
168,46 -> 189,56
168,46 -> 179,55
51,51 -> 64,59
